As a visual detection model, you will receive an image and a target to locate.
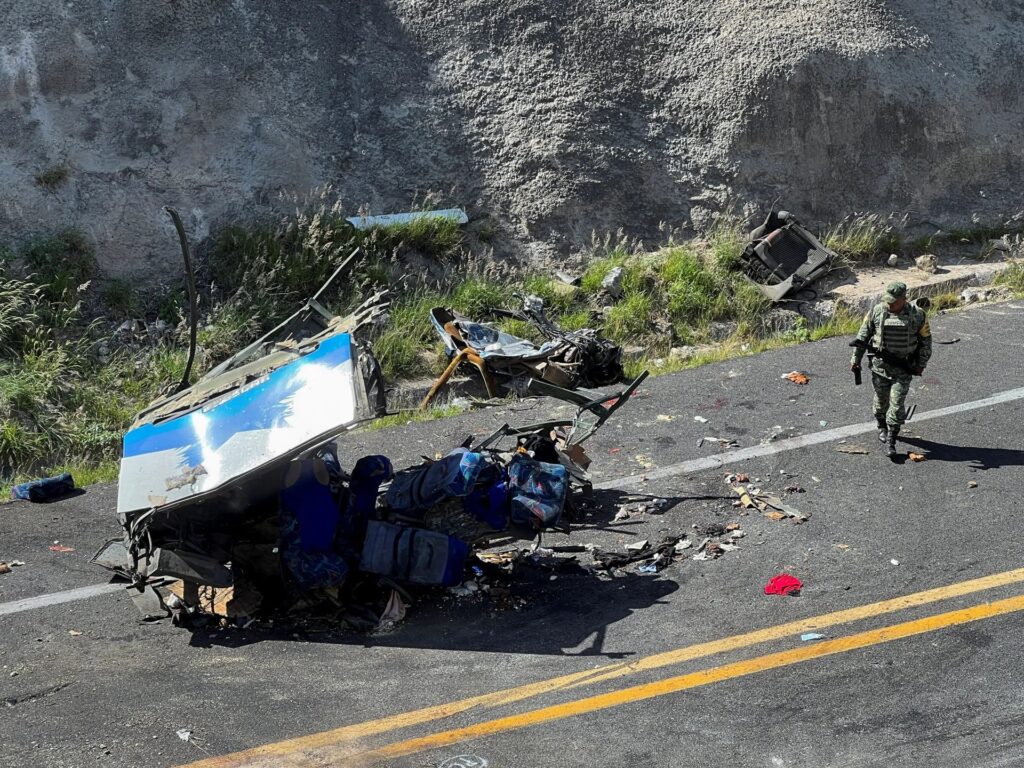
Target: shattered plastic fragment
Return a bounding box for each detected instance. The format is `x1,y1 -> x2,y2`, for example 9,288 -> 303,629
908,453 -> 926,462
674,539 -> 693,552
968,481 -> 978,488
782,371 -> 810,385
657,414 -> 676,422
637,564 -> 658,574
626,540 -> 649,552
891,559 -> 900,566
801,633 -> 825,642
693,416 -> 708,423
48,545 -> 74,553
176,729 -> 193,743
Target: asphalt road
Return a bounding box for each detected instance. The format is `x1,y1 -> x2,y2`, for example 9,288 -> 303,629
2,300 -> 1023,768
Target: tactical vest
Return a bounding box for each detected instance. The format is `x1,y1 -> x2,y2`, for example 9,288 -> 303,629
874,307 -> 918,357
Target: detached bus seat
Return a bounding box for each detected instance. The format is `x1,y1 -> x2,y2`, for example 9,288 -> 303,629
739,210 -> 835,301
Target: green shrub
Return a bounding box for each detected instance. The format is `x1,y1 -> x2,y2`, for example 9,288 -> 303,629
101,278 -> 141,318
824,214 -> 902,262
580,251 -> 629,293
995,260 -> 1024,295
21,230 -> 97,301
34,164 -> 70,190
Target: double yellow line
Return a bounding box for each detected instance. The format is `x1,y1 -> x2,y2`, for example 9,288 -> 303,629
184,567 -> 1024,767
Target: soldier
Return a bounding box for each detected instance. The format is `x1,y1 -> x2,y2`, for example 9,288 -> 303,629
850,282 -> 932,457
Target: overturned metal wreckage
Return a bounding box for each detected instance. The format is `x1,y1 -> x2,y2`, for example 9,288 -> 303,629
421,296 -> 624,409
738,209 -> 836,302
94,217 -> 647,627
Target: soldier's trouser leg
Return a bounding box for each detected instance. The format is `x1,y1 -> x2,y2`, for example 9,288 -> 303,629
887,375 -> 912,427
871,373 -> 892,424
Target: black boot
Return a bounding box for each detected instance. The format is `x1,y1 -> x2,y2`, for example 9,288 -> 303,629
876,419 -> 888,442
886,426 -> 900,458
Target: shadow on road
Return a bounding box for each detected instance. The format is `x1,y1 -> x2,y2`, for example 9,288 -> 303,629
900,437 -> 1024,470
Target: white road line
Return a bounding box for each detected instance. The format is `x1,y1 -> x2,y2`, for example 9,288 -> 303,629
597,385 -> 1024,490
5,385 -> 1024,617
0,583 -> 124,617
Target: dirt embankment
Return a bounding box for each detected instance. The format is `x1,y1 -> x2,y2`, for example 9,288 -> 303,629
1,0 -> 1021,277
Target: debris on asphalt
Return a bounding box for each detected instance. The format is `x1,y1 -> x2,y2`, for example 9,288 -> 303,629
9,472 -> 76,502
657,414 -> 676,422
374,590 -> 408,633
0,563 -> 10,575
693,415 -> 708,423
782,371 -> 810,385
801,632 -> 825,642
968,481 -> 978,488
422,296 -> 625,407
764,573 -> 803,596
936,338 -> 961,345
175,729 -> 193,743
592,536 -> 684,571
634,454 -> 655,469
725,472 -> 750,484
891,559 -> 900,566
908,452 -> 926,462
93,276 -> 652,630
68,630 -> 83,637
835,445 -> 871,455
626,540 -> 649,552
732,486 -> 809,523
48,544 -> 74,553
701,436 -> 740,449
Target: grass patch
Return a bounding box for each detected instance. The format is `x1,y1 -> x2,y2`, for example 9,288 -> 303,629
994,260 -> 1024,296
101,278 -> 142,318
34,163 -> 70,190
21,229 -> 97,302
928,292 -> 962,312
824,213 -> 903,262
362,404 -> 467,432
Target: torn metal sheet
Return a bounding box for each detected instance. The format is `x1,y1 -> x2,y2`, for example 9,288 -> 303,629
422,296 -> 624,408
739,209 -> 835,301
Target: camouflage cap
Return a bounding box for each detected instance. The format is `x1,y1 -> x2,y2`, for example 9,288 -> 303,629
883,281 -> 907,303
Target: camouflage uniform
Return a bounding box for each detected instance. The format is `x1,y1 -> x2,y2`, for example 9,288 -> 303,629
851,283 -> 932,433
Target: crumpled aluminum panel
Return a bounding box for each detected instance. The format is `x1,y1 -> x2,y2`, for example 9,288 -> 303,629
117,332 -> 357,516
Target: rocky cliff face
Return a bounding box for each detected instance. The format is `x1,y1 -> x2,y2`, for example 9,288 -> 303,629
1,0 -> 1021,277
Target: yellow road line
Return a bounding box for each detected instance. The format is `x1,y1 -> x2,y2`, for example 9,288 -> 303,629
181,567 -> 1024,768
361,592 -> 1024,763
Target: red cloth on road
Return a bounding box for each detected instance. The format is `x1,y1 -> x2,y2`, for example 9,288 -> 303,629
764,573 -> 802,596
